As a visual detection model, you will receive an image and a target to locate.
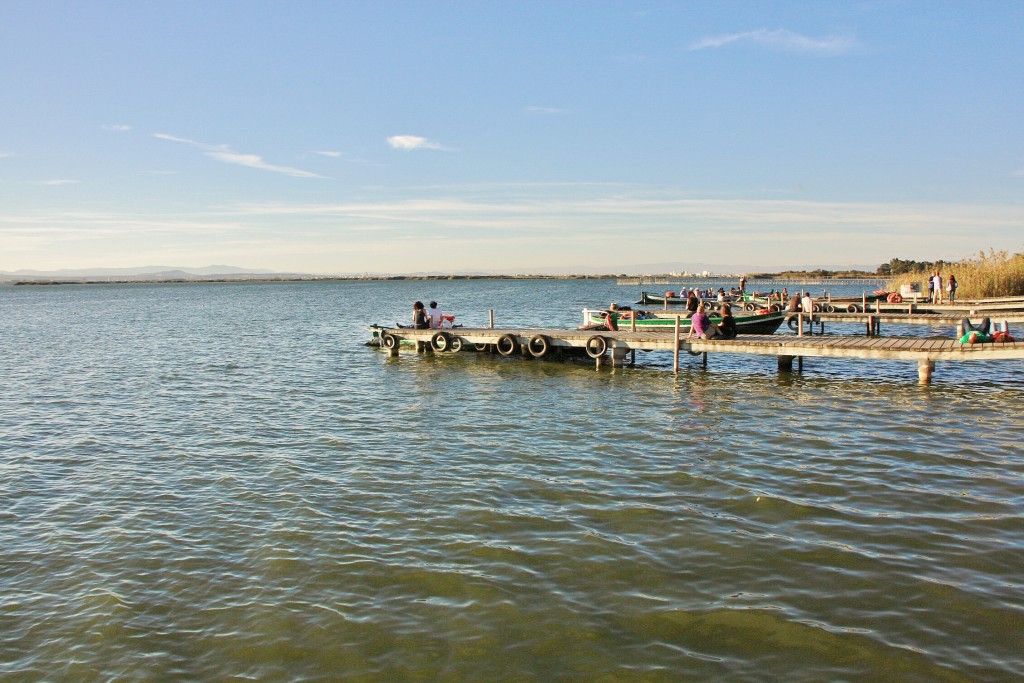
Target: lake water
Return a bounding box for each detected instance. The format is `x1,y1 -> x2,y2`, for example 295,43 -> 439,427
2,279 -> 1022,681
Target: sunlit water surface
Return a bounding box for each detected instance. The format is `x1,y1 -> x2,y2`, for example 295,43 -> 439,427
2,279 -> 1022,681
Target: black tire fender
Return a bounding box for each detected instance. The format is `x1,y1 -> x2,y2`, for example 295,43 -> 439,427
585,335 -> 607,358
496,334 -> 518,356
527,334 -> 551,358
787,317 -> 799,331
847,304 -> 858,313
449,336 -> 463,352
381,333 -> 399,349
430,331 -> 451,352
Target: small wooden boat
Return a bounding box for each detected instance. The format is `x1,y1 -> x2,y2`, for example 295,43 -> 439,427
583,308 -> 785,334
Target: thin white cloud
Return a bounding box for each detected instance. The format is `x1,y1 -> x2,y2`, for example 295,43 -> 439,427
690,29 -> 857,55
153,132 -> 325,178
36,179 -> 80,186
104,124 -> 132,132
387,135 -> 445,151
526,106 -> 567,115
311,150 -> 344,158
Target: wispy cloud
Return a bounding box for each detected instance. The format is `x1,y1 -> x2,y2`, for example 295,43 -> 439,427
154,133 -> 325,178
387,135 -> 445,151
526,106 -> 567,115
690,29 -> 857,55
104,124 -> 132,132
311,150 -> 344,158
36,179 -> 80,186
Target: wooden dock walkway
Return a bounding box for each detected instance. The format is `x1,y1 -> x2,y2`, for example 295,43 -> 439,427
772,310 -> 1024,336
374,325 -> 1023,384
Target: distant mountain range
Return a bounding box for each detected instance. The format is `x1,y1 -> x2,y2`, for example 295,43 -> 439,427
0,265 -> 292,282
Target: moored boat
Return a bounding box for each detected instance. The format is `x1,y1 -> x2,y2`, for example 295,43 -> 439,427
582,308 -> 785,334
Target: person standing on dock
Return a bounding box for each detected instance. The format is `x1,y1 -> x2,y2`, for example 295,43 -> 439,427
947,274 -> 958,304
739,275 -> 747,293
932,272 -> 943,304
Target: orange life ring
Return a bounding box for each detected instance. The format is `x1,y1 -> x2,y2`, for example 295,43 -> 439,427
887,293 -> 903,303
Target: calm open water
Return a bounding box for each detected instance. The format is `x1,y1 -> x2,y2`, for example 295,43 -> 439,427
2,279 -> 1022,682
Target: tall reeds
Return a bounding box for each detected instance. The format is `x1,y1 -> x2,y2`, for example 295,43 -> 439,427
886,249 -> 1024,298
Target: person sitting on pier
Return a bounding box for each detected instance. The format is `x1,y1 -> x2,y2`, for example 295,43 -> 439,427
427,301 -> 443,329
412,301 -> 430,329
685,291 -> 699,318
688,303 -> 720,340
604,303 -> 621,331
717,304 -> 737,339
800,292 -> 813,317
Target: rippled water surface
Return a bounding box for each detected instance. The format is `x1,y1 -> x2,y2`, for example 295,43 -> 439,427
2,280 -> 1022,681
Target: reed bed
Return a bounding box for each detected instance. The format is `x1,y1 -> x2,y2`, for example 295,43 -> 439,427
887,250 -> 1024,299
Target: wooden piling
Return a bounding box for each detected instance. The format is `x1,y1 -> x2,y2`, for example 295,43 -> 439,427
672,316 -> 681,374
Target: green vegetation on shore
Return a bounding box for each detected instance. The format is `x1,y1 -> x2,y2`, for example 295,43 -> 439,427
746,268 -> 876,279
884,249 -> 1024,298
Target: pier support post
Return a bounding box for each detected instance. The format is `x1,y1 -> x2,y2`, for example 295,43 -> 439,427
778,355 -> 794,372
673,316 -> 681,374
611,347 -> 629,367
388,346 -> 399,358
918,360 -> 935,385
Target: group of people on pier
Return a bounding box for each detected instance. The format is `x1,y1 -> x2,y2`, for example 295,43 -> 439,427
411,301 -> 453,330
687,303 -> 737,340
928,272 -> 958,304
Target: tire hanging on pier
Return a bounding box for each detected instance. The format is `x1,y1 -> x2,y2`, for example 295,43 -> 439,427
449,336 -> 463,352
496,334 -> 518,356
431,331 -> 451,352
847,304 -> 859,313
381,333 -> 399,349
787,317 -> 799,332
527,334 -> 551,358
585,335 -> 607,359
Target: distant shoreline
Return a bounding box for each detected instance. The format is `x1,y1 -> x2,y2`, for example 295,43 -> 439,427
4,273 -> 886,286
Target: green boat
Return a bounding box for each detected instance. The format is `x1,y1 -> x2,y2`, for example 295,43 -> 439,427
583,308 -> 785,335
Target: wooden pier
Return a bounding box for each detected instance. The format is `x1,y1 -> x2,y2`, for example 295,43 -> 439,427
374,325 -> 1023,385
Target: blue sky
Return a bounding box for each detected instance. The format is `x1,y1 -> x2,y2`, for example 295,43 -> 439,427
1,1 -> 1022,274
